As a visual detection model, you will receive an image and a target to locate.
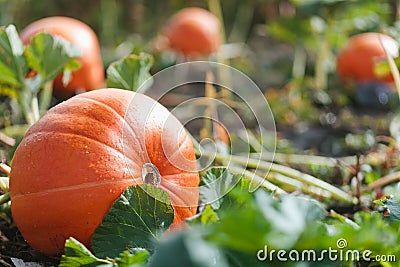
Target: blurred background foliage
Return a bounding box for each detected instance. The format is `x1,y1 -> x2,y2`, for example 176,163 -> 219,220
0,0 -> 397,88
0,0 -> 400,156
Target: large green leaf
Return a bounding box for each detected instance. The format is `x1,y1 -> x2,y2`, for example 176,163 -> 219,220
60,237 -> 114,267
115,249 -> 150,267
60,238 -> 149,267
0,25 -> 28,87
92,185 -> 174,259
199,167 -> 241,210
106,53 -> 153,92
24,32 -> 81,89
255,192 -> 327,248
148,230 -> 230,267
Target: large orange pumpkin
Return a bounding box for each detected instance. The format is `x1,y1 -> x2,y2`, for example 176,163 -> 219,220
161,7 -> 221,57
336,32 -> 399,84
20,16 -> 105,96
9,88 -> 199,256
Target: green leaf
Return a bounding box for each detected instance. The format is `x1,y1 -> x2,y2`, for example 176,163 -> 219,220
329,209 -> 360,229
92,185 -> 174,259
0,25 -> 28,87
24,32 -> 82,90
60,237 -> 113,267
266,17 -> 313,45
148,230 -> 230,267
375,57 -> 400,79
255,192 -> 327,248
115,249 -> 149,266
257,192 -> 327,232
375,195 -> 400,222
62,59 -> 81,86
0,83 -> 17,98
186,204 -> 219,225
199,167 -> 241,210
106,53 -> 153,92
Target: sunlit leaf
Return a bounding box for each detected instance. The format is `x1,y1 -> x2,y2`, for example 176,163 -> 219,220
60,237 -> 113,267
106,53 -> 153,92
186,204 -> 219,225
0,25 -> 28,87
24,32 -> 81,89
115,249 -> 150,266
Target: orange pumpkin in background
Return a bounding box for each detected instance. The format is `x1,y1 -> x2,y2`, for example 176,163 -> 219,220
161,7 -> 222,58
20,16 -> 105,96
336,32 -> 399,85
9,88 -> 199,256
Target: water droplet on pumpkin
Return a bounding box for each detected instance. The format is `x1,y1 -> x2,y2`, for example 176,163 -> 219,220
141,163 -> 161,187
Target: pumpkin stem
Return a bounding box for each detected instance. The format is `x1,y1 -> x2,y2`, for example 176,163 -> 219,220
141,163 -> 161,187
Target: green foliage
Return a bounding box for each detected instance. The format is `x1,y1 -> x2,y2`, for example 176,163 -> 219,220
91,185 -> 174,259
147,230 -> 230,267
61,168 -> 400,266
106,53 -> 153,92
60,238 -> 114,267
199,167 -> 241,210
24,32 -> 81,87
0,25 -> 27,87
186,204 -> 219,225
115,249 -> 150,267
60,238 -> 149,267
0,24 -> 81,127
374,195 -> 400,222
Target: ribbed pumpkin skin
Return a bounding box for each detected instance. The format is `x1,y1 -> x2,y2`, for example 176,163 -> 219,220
336,33 -> 399,84
10,89 -> 199,256
163,7 -> 221,57
20,16 -> 104,95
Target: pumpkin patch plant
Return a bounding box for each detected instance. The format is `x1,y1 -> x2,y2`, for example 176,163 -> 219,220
0,24 -> 81,127
9,88 -> 200,256
336,32 -> 399,85
159,7 -> 222,58
20,16 -> 105,96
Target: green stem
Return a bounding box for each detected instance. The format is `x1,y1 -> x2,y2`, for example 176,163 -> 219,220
208,0 -> 226,45
0,192 -> 10,206
266,172 -> 335,199
227,165 -> 286,195
361,171 -> 400,194
208,0 -> 232,99
192,131 -> 356,203
292,45 -> 307,79
383,36 -> 400,101
249,152 -> 357,168
200,151 -> 356,204
0,124 -> 30,137
242,130 -> 357,167
31,96 -> 40,123
18,90 -> 38,126
20,96 -> 35,126
314,37 -> 330,90
39,81 -> 53,115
